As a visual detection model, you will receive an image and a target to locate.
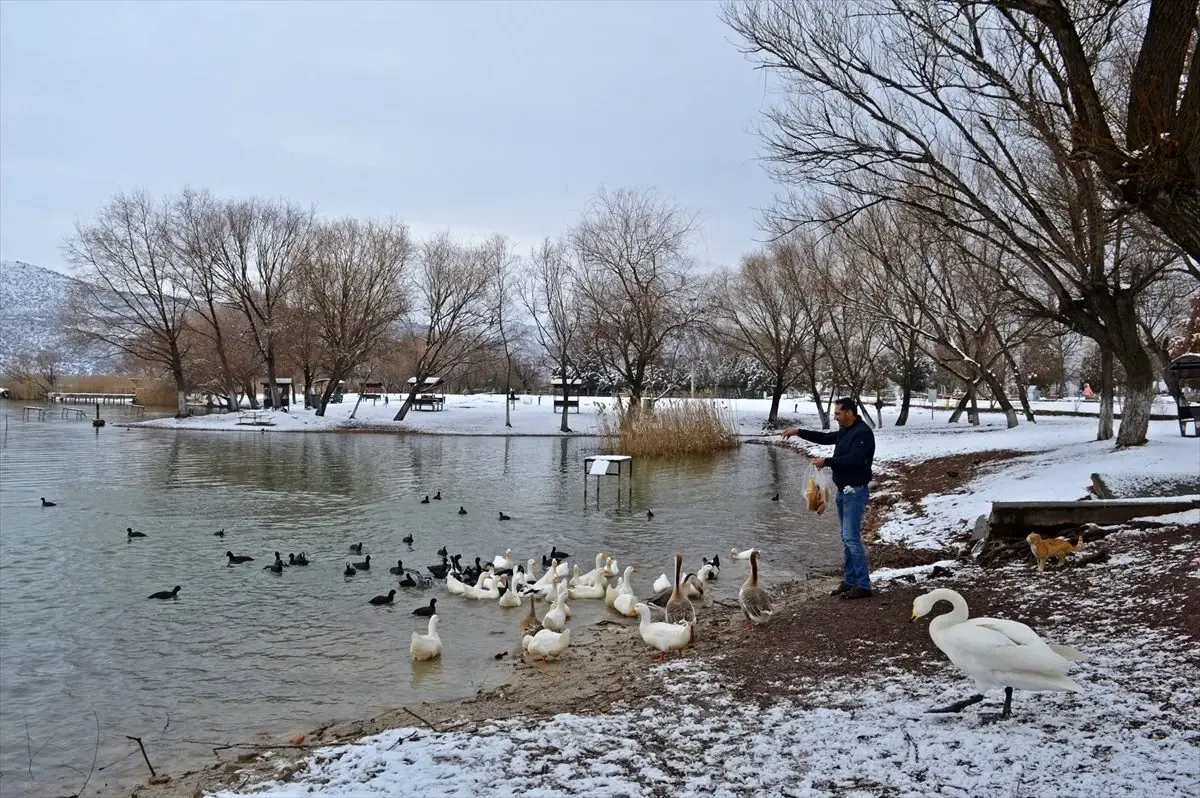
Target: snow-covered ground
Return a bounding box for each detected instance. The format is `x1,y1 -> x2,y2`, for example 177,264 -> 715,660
209,521 -> 1200,798
131,391 -> 1182,437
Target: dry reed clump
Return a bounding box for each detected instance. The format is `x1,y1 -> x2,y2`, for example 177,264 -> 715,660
597,398 -> 740,457
0,374 -> 177,406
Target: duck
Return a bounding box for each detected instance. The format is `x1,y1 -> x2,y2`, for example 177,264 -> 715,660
498,578 -> 522,608
426,557 -> 451,580
702,555 -> 720,579
420,495 -> 430,504
343,563 -> 356,577
288,553 -> 310,566
457,506 -> 467,515
542,591 -> 568,632
664,553 -> 696,626
634,602 -> 691,660
433,491 -> 442,501
402,534 -> 414,546
436,546 -> 448,557
410,615 -> 443,661
498,511 -> 511,521
738,550 -> 773,629
729,547 -> 759,560
226,551 -> 254,564
213,529 -> 225,537
646,509 -> 654,519
351,554 -> 371,571
264,556 -> 284,574
548,546 -> 570,563
389,559 -> 410,576
126,528 -> 147,539
398,570 -> 420,588
413,598 -> 437,617
520,596 -> 543,636
493,549 -> 514,571
522,628 -> 571,662
40,498 -> 56,507
148,586 -> 181,600
369,589 -> 397,606
349,542 -> 363,554
771,493 -> 780,501
911,588 -> 1086,720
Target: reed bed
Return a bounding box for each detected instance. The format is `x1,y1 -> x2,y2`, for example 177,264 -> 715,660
597,398 -> 740,457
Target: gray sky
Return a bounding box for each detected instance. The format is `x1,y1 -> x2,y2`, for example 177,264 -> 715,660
0,0 -> 777,275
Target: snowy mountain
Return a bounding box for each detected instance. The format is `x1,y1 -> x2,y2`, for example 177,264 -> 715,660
0,260 -> 116,373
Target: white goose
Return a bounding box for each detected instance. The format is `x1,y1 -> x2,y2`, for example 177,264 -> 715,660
410,615 -> 443,661
497,577 -> 522,608
569,569 -> 608,600
571,553 -> 609,587
464,572 -> 500,600
445,570 -> 468,596
492,548 -> 515,571
634,602 -> 691,660
522,627 -> 571,661
652,572 -> 672,593
613,568 -> 640,617
542,591 -> 568,632
729,547 -> 759,561
911,588 -> 1086,720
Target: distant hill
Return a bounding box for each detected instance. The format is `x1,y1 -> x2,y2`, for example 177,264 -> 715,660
0,260 -> 117,374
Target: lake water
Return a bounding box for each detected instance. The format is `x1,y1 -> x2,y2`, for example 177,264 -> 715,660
0,403 -> 838,797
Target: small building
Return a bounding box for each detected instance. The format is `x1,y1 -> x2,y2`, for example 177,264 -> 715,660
261,377 -> 295,408
362,381 -> 386,399
550,377 -> 583,413
311,378 -> 345,405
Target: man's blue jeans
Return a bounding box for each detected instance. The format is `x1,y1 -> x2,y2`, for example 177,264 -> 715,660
835,485 -> 871,591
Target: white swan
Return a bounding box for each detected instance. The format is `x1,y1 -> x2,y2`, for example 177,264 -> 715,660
410,615 -> 442,661
634,602 -> 691,660
729,548 -> 759,560
911,588 -> 1086,720
522,628 -> 571,661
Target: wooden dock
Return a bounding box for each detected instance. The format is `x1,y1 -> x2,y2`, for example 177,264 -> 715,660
49,392 -> 137,405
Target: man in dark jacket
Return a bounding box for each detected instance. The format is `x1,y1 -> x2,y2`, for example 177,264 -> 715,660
781,397 -> 876,600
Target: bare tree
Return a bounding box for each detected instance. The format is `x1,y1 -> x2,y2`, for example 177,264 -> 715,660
3,349 -> 62,399
170,188 -> 241,410
482,234 -> 520,428
571,187 -> 707,413
62,191 -> 193,416
522,238 -> 584,432
992,0 -> 1200,260
710,241 -> 814,426
304,218 -> 412,415
723,0 -> 1186,445
392,233 -> 496,421
210,198 -> 314,410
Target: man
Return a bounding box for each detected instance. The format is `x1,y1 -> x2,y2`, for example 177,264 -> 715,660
781,397 -> 876,600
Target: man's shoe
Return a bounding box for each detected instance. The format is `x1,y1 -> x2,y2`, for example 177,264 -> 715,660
830,582 -> 850,596
840,586 -> 873,600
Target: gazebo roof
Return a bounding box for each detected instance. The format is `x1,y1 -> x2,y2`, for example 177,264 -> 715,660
1168,353 -> 1200,378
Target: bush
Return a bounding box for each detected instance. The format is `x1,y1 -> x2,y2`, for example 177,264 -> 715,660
596,398 -> 740,457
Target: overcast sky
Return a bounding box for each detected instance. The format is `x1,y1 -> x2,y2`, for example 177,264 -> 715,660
0,0 -> 778,274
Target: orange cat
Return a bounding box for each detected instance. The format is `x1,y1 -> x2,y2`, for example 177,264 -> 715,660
1026,533 -> 1084,571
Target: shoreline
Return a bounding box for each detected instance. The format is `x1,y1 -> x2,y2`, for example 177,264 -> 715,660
132,575 -> 842,798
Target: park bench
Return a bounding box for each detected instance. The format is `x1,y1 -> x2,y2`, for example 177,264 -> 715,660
412,394 -> 445,411
236,410 -> 275,426
1179,404 -> 1197,437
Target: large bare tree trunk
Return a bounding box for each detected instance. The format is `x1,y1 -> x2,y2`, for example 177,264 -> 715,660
981,372 -> 1019,429
559,382 -> 571,433
768,379 -> 785,426
948,389 -> 972,423
1115,350 -> 1157,447
1097,350 -> 1115,441
896,383 -> 912,426
395,389 -> 418,421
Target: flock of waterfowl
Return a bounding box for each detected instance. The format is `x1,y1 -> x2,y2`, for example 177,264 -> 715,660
49,493 -> 1088,718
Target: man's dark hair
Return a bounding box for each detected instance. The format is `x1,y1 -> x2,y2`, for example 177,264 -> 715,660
835,397 -> 858,415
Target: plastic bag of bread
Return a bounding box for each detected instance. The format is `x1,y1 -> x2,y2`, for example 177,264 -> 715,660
804,468 -> 835,515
